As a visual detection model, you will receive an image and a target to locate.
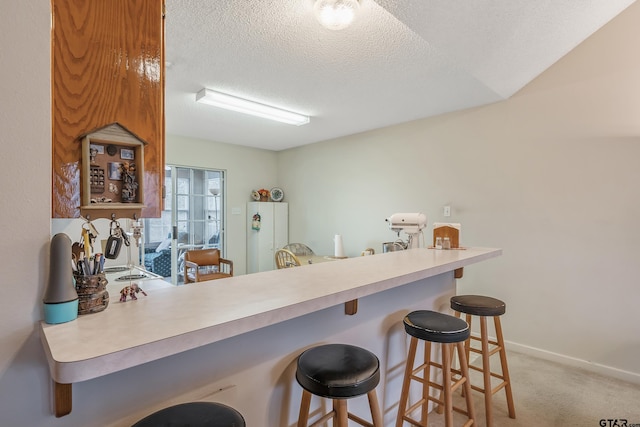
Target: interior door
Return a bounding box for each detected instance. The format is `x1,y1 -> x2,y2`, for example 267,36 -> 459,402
144,165 -> 224,284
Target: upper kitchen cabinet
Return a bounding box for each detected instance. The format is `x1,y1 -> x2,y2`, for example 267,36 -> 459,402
52,0 -> 165,219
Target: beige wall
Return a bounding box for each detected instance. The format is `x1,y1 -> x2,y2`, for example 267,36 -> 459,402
279,2 -> 640,379
1,1 -> 639,426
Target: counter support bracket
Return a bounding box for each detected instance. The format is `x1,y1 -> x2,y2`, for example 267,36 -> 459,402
54,381 -> 72,417
345,299 -> 358,315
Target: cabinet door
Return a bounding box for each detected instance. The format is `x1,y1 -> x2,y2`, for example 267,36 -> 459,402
51,0 -> 165,218
247,202 -> 289,273
273,203 -> 289,252
257,204 -> 276,272
246,202 -> 261,274
247,202 -> 275,273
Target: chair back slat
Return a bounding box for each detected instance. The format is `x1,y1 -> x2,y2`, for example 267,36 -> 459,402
185,249 -> 220,265
184,248 -> 232,283
275,249 -> 301,269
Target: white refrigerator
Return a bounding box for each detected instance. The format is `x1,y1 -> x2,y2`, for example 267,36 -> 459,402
247,202 -> 288,273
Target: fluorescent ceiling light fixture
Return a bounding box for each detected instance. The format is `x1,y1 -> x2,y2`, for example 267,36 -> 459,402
196,88 -> 310,126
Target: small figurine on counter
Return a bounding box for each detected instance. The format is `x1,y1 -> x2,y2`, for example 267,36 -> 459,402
119,283 -> 147,302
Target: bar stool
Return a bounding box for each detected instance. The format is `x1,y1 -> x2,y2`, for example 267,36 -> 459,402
450,295 -> 516,427
132,401 -> 245,427
296,343 -> 383,427
396,310 -> 475,427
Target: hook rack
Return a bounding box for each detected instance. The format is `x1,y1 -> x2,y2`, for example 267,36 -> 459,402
106,213 -> 139,221
79,208 -> 142,222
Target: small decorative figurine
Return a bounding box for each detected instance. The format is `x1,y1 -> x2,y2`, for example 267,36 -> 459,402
89,147 -> 98,164
119,283 -> 147,302
109,182 -> 118,194
120,162 -> 138,202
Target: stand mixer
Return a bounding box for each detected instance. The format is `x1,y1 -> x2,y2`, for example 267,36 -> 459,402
385,213 -> 428,249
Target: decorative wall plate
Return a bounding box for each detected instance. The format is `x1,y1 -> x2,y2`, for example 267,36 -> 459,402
270,187 -> 284,202
251,190 -> 261,201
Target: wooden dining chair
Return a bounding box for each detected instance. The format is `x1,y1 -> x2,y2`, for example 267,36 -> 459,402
184,248 -> 233,283
275,249 -> 301,269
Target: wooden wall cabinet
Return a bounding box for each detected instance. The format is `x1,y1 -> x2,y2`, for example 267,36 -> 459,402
52,0 -> 165,219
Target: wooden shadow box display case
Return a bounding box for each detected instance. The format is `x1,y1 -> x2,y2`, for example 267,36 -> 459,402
80,123 -> 146,219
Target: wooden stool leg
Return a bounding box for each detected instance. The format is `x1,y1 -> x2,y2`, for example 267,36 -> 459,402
297,390 -> 312,427
396,336 -> 418,427
367,390 -> 384,427
480,315 -> 493,427
454,311 -> 473,399
441,343 -> 454,427
435,338 -> 445,414
465,313 -> 472,376
335,399 -> 348,427
423,340 -> 432,425
457,341 -> 477,425
332,399 -> 339,424
495,316 -> 516,419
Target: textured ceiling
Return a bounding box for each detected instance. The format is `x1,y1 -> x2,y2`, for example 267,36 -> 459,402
165,0 -> 635,151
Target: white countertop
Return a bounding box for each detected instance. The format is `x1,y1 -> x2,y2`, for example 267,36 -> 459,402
40,247 -> 501,384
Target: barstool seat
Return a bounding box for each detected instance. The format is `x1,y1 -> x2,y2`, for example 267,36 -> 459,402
450,295 -> 516,427
132,402 -> 245,427
296,343 -> 383,427
451,294 -> 505,317
296,343 -> 380,398
396,310 -> 476,427
404,310 -> 471,343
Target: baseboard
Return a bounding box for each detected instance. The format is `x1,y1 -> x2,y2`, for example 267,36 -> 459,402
506,340 -> 640,386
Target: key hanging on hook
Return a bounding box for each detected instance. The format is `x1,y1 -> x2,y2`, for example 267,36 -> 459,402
104,219 -> 124,259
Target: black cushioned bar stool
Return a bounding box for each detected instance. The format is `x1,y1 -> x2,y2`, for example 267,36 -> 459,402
450,295 -> 516,427
396,310 -> 476,427
132,401 -> 245,427
296,343 -> 383,427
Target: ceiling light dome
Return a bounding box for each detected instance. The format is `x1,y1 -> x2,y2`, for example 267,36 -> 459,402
314,0 -> 360,31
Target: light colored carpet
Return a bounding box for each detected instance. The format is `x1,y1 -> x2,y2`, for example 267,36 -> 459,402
419,350 -> 640,427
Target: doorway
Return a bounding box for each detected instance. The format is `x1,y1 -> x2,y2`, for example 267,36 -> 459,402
143,165 -> 225,284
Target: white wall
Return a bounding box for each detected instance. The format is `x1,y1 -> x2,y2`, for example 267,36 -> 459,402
0,1 -> 57,426
279,2 -> 640,381
1,1 -> 639,426
166,134 -> 278,274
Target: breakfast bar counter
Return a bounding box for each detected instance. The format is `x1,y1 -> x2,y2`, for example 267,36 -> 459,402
39,246 -> 501,417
